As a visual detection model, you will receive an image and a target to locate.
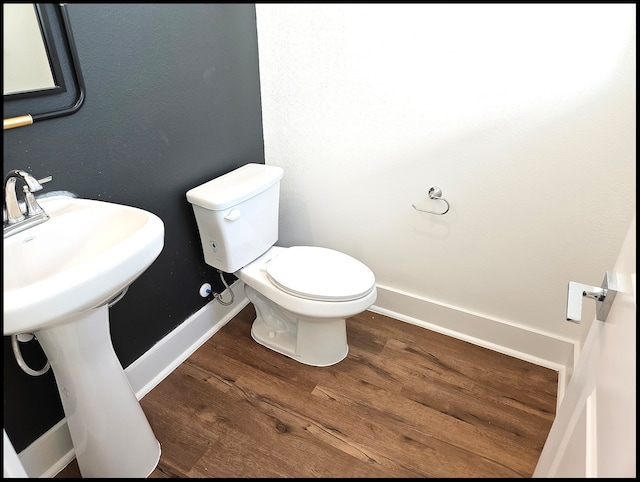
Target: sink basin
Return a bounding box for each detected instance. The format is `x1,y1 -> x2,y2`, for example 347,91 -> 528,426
3,195 -> 164,335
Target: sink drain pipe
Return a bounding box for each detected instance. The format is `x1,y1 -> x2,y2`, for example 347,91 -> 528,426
11,334 -> 50,376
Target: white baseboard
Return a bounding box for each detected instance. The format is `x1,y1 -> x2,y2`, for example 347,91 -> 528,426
14,420 -> 74,479
370,284 -> 576,400
16,280 -> 575,477
126,281 -> 250,399
16,280 -> 249,479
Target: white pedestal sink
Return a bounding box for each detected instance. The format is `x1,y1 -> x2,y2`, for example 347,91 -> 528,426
4,195 -> 165,478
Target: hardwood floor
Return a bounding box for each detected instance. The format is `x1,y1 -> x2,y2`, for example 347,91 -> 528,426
56,304 -> 557,478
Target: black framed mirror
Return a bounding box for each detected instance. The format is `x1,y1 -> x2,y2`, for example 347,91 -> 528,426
3,3 -> 85,130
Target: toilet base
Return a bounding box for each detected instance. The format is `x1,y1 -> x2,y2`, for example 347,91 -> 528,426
245,285 -> 349,367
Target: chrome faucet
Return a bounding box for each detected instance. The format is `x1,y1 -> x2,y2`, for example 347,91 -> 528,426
3,170 -> 52,238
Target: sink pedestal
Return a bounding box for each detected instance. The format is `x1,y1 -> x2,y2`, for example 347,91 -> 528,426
36,304 -> 160,478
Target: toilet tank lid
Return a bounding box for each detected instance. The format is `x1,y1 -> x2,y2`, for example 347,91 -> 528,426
186,163 -> 284,211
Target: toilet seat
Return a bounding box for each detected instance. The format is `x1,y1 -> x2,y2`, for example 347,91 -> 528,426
265,246 -> 375,302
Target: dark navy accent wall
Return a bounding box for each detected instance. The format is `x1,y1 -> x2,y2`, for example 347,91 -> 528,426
3,4 -> 264,452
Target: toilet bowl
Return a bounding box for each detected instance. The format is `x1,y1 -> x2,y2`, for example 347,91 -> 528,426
236,246 -> 377,366
186,163 -> 377,366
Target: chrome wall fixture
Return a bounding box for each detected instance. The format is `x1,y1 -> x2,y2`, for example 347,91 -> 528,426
412,186 -> 450,215
566,271 -> 619,323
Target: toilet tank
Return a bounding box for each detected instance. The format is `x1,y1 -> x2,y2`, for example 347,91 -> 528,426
186,163 -> 284,273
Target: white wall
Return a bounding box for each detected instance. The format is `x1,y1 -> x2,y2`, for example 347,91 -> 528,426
255,4 -> 635,348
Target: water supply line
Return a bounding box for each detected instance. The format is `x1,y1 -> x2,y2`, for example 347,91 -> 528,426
12,287 -> 127,377
11,334 -> 50,376
107,286 -> 128,308
213,269 -> 234,306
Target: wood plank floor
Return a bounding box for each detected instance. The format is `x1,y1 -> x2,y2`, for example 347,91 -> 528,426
56,304 -> 557,478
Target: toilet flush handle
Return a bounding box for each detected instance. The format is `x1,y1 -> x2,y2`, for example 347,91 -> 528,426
224,209 -> 241,222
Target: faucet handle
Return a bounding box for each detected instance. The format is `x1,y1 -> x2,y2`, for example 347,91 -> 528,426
27,175 -> 53,192
5,170 -> 50,192
22,176 -> 52,217
22,186 -> 45,216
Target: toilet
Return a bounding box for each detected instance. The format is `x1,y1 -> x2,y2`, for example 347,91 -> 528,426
186,163 -> 377,366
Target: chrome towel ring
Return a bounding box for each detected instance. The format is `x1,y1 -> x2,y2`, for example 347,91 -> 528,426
412,186 -> 450,215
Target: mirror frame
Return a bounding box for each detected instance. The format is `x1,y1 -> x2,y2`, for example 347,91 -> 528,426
3,4 -> 85,130
3,4 -> 66,99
